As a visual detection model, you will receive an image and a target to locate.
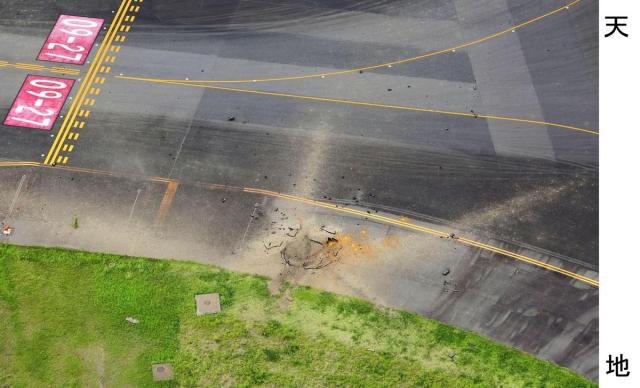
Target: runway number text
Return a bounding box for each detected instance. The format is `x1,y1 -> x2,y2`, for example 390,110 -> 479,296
3,75 -> 75,130
37,15 -> 104,65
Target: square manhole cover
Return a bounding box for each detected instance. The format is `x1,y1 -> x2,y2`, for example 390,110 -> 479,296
152,363 -> 174,381
195,293 -> 221,315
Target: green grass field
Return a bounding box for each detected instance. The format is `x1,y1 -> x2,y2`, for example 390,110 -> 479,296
0,244 -> 594,387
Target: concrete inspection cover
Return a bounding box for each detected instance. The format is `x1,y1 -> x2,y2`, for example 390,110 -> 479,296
195,293 -> 221,315
152,363 -> 174,381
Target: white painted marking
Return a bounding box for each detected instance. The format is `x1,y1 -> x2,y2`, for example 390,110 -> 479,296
5,175 -> 27,220
128,189 -> 142,222
67,36 -> 76,43
34,99 -> 43,107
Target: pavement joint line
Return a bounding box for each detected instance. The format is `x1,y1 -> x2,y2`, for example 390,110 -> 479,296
0,161 -> 599,287
118,77 -> 598,135
44,0 -> 135,165
121,0 -> 582,85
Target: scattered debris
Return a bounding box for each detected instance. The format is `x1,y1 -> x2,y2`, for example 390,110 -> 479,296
72,216 -> 79,229
227,116 -> 236,121
264,241 -> 283,250
320,225 -> 336,235
2,224 -> 12,236
286,227 -> 300,237
442,268 -> 450,276
309,238 -> 324,245
448,352 -> 457,359
448,233 -> 458,239
125,316 -> 140,324
443,279 -> 463,293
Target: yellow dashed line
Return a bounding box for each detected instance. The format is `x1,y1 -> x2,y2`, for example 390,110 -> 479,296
62,156 -> 69,164
68,144 -> 75,152
0,60 -> 79,75
44,0 -> 134,165
62,144 -> 69,151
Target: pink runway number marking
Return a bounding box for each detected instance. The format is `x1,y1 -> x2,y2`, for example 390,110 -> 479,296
3,75 -> 75,130
37,15 -> 104,65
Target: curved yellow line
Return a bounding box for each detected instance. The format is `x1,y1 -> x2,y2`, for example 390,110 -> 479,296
123,0 -> 582,84
0,161 -> 598,287
116,76 -> 599,135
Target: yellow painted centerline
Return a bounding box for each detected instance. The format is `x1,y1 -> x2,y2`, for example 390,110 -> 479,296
0,161 -> 599,287
120,0 -> 583,84
117,77 -> 599,135
44,0 -> 132,165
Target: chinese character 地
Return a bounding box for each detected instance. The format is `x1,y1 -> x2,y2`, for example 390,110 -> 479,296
606,354 -> 630,377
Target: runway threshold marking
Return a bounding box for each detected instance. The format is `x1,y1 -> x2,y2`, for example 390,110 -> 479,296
0,60 -> 80,75
118,0 -> 583,84
43,0 -> 142,166
117,77 -> 599,135
0,161 -> 599,287
154,181 -> 179,226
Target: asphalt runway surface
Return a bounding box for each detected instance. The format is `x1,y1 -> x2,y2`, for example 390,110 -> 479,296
0,0 -> 599,380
